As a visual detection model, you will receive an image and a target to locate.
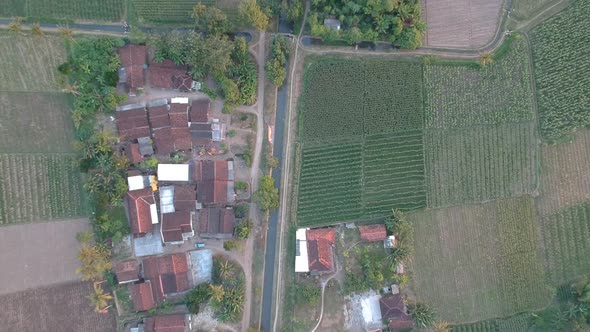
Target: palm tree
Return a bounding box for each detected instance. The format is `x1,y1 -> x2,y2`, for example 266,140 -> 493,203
209,284 -> 225,302
218,260 -> 234,279
58,25 -> 74,40
31,23 -> 43,37
87,282 -> 113,313
479,52 -> 494,66
8,18 -> 22,34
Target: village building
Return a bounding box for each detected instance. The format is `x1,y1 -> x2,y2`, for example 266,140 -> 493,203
172,74 -> 195,92
199,207 -> 236,239
142,253 -> 190,304
115,105 -> 150,141
118,44 -> 147,96
294,228 -> 309,273
159,185 -> 197,244
130,281 -> 156,312
189,99 -> 210,124
126,187 -> 159,237
148,59 -> 188,90
295,228 -> 336,275
144,314 -> 192,332
358,224 -> 387,242
114,259 -> 140,284
193,160 -> 235,205
379,294 -> 414,330
158,164 -> 190,182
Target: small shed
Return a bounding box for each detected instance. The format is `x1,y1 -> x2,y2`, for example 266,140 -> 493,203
324,18 -> 341,30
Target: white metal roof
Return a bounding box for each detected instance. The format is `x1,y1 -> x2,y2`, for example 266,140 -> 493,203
150,204 -> 159,224
171,97 -> 189,104
159,186 -> 175,214
157,164 -> 190,182
295,228 -> 309,272
127,175 -> 146,191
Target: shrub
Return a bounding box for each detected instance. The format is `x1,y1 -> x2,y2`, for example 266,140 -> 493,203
227,129 -> 237,137
235,181 -> 248,191
234,204 -> 250,218
185,283 -> 212,314
253,176 -> 279,211
234,219 -> 253,239
224,240 -> 240,251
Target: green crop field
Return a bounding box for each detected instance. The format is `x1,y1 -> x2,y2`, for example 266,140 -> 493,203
0,34 -> 67,92
0,154 -> 86,224
538,202 -> 590,285
410,196 -> 552,322
132,0 -> 218,23
423,38 -> 534,130
296,58 -> 425,226
511,0 -> 561,20
531,0 -> 590,142
425,122 -> 539,208
452,313 -> 532,332
0,0 -> 124,21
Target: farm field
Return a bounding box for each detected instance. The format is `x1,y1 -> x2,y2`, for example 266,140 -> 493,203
0,154 -> 86,224
423,37 -> 534,129
511,0 -> 562,20
538,202 -> 590,285
0,281 -> 117,331
132,0 -> 239,23
530,0 -> 590,142
535,130 -> 590,216
0,92 -> 74,153
0,0 -> 124,21
410,196 -> 552,322
0,34 -> 66,92
425,122 -> 539,208
296,58 -> 425,226
422,0 -> 503,48
452,313 -> 532,332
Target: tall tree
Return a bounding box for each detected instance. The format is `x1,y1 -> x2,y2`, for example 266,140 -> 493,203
193,3 -> 230,36
87,282 -> 113,313
239,0 -> 269,31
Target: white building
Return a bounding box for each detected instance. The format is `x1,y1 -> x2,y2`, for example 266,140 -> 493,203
157,164 -> 190,182
295,228 -> 309,273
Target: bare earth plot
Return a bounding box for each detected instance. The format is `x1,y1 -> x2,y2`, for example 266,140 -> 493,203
535,130 -> 590,216
410,196 -> 552,322
0,219 -> 90,295
0,281 -> 117,332
423,0 -> 503,48
0,34 -> 66,92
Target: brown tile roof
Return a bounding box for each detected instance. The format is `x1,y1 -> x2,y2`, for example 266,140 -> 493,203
119,44 -> 147,68
148,105 -> 171,129
358,224 -> 387,242
306,228 -> 336,273
124,143 -> 143,164
142,254 -> 190,304
154,127 -> 175,156
193,160 -> 233,204
149,60 -> 187,89
161,211 -> 192,243
126,188 -> 155,235
115,108 -> 150,141
173,185 -> 197,211
115,259 -> 140,283
172,74 -> 193,92
127,66 -> 145,93
144,314 -> 186,332
189,99 -> 210,123
169,103 -> 189,128
199,207 -> 235,237
172,127 -> 192,151
379,294 -> 414,329
130,281 -> 156,312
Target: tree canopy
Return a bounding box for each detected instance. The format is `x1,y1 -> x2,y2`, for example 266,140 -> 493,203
239,0 -> 270,31
253,176 -> 280,211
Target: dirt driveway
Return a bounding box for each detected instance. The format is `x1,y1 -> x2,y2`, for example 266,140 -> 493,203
0,218 -> 90,295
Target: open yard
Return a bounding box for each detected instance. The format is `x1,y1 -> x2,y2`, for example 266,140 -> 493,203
410,196 -> 552,322
0,281 -> 117,332
422,0 -> 503,48
0,0 -> 124,21
0,219 -> 90,294
0,34 -> 66,92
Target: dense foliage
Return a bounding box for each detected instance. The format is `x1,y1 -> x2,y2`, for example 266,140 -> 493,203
234,203 -> 250,218
234,219 -> 253,239
308,0 -> 425,47
185,283 -> 212,314
409,302 -> 436,328
239,0 -> 270,31
265,35 -> 292,87
253,176 -> 280,211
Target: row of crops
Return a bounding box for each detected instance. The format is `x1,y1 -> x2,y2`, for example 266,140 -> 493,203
538,202 -> 590,285
452,313 -> 532,332
423,37 -> 534,130
0,0 -> 124,21
530,0 -> 590,142
0,154 -> 86,225
133,0 -> 215,23
425,122 -> 539,208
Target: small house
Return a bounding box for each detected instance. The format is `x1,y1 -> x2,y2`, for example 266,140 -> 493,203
119,44 -> 147,96
130,281 -> 156,312
379,294 -> 414,330
199,207 -> 236,239
193,160 -> 235,205
126,188 -> 159,236
144,314 -> 192,332
306,228 -> 336,275
114,259 -> 140,284
358,224 -> 387,242
142,253 -> 190,304
148,59 -> 188,90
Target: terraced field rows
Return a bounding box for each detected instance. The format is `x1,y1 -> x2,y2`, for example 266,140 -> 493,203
538,202 -> 590,285
425,122 -> 539,208
0,154 -> 86,224
133,0 -> 215,22
0,0 -> 123,21
452,313 -> 532,332
362,131 -> 426,216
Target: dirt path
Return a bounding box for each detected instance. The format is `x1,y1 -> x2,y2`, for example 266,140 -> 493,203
310,263 -> 341,332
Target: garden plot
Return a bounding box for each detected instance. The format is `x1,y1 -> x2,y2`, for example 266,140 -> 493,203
410,196 -> 552,322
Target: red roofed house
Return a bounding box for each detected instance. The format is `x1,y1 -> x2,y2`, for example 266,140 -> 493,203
115,259 -> 140,284
161,211 -> 194,244
144,314 -> 191,332
126,188 -> 159,237
123,142 -> 143,164
193,160 -> 235,205
358,224 -> 387,242
379,294 -> 414,330
199,207 -> 235,239
306,228 -> 336,275
148,104 -> 171,130
119,44 -> 147,96
130,281 -> 156,312
142,254 -> 190,304
159,185 -> 196,244
149,59 -> 188,90
115,107 -> 150,141
189,99 -> 210,124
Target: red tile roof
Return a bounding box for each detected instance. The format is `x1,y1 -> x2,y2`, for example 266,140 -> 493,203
130,281 -> 156,312
119,45 -> 147,93
189,99 -> 210,123
125,143 -> 143,164
359,224 -> 387,242
161,211 -> 192,243
199,207 -> 235,237
173,185 -> 197,211
172,74 -> 193,92
379,294 -> 414,329
149,60 -> 187,89
144,314 -> 187,332
126,188 -> 155,235
306,228 -> 336,273
172,127 -> 192,151
142,254 -> 190,304
115,108 -> 150,141
154,127 -> 175,156
127,66 -> 145,93
193,160 -> 233,204
115,259 -> 140,283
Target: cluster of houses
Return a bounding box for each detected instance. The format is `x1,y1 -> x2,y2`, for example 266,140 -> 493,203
111,44 -> 241,331
295,223 -> 412,330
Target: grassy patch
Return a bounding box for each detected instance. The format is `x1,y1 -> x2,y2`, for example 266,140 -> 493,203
511,0 -> 562,20
410,196 -> 553,322
0,0 -> 124,22
114,286 -> 134,315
